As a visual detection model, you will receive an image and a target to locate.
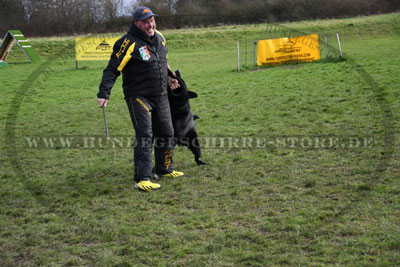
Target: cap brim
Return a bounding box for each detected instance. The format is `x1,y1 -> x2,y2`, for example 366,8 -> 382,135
135,13 -> 157,21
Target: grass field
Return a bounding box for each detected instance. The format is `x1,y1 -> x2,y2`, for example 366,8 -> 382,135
1,13 -> 399,266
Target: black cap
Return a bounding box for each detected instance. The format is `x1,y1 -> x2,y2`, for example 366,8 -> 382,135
133,6 -> 157,21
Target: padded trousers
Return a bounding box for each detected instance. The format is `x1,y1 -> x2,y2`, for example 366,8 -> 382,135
126,94 -> 175,182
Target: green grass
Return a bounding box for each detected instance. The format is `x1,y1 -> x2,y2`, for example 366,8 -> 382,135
1,13 -> 399,266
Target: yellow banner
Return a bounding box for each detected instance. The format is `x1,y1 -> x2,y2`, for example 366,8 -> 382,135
75,37 -> 119,61
257,34 -> 320,66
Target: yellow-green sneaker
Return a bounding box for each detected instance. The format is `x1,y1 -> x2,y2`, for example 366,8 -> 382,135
155,170 -> 184,179
135,180 -> 161,191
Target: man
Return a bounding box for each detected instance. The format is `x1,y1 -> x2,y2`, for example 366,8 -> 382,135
97,6 -> 183,192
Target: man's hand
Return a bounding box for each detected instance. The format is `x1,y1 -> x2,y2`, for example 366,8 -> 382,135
98,98 -> 108,107
168,76 -> 180,90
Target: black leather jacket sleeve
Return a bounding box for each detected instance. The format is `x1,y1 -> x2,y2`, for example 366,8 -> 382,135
97,36 -> 132,99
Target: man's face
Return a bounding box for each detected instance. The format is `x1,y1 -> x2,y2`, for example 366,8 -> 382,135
135,16 -> 156,37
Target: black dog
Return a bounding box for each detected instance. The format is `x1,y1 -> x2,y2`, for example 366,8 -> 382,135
168,70 -> 205,165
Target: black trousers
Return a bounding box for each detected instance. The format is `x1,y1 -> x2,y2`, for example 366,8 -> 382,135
126,94 -> 175,182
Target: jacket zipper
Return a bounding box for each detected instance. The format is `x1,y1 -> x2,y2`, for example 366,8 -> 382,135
149,44 -> 164,94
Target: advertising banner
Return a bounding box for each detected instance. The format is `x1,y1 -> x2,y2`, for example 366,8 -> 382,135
257,34 -> 320,66
75,37 -> 119,61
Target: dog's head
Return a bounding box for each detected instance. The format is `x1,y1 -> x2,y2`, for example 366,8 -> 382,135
168,69 -> 198,100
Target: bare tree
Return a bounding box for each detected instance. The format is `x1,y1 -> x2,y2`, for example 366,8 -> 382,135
101,0 -> 123,22
0,0 -> 27,34
2,0 -> 398,36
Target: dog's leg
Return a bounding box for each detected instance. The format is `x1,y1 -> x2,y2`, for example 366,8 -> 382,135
187,129 -> 206,165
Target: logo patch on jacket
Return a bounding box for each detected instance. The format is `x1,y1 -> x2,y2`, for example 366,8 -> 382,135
139,46 -> 151,61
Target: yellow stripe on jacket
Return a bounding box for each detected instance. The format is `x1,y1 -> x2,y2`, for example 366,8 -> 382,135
117,42 -> 136,72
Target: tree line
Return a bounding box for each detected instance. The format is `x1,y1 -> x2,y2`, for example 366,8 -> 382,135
1,0 -> 399,37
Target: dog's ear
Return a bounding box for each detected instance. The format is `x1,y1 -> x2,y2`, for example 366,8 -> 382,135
187,90 -> 198,99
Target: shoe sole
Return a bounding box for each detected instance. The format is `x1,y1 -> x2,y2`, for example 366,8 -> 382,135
134,183 -> 160,191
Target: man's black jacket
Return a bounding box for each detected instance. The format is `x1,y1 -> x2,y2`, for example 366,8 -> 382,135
98,24 -> 168,99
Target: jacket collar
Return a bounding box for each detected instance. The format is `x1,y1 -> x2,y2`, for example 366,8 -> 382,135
128,23 -> 155,45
